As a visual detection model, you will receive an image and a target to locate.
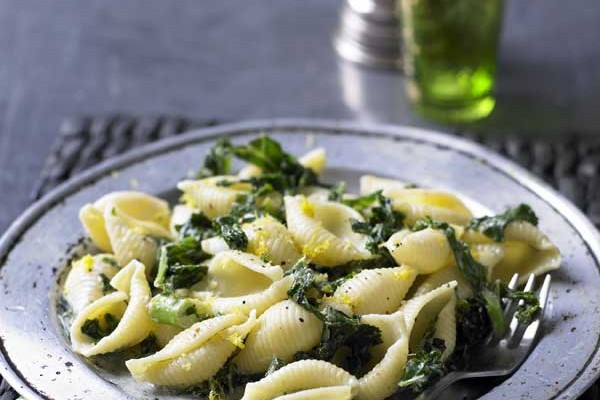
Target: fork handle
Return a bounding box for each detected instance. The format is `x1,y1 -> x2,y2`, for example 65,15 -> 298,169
415,371 -> 463,400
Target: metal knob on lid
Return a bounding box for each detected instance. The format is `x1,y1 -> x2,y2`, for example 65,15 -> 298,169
333,0 -> 403,70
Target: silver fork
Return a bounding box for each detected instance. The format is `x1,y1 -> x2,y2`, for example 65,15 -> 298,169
415,273 -> 552,400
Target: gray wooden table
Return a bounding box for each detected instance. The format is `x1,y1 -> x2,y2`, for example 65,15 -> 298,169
0,0 -> 599,234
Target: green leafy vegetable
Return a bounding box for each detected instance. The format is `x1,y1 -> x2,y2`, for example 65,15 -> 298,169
456,297 -> 492,346
213,216 -> 249,251
309,307 -> 382,376
176,212 -> 216,241
284,258 -> 321,315
154,238 -> 210,291
198,138 -> 233,178
342,191 -> 381,211
148,294 -> 209,328
398,338 -> 447,392
498,283 -> 541,324
81,313 -> 119,341
413,217 -> 541,338
327,181 -> 346,202
468,204 -> 539,242
232,136 -> 320,193
99,273 -> 114,294
350,191 -> 404,254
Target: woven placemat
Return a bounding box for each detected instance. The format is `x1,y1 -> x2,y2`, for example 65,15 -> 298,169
2,115 -> 599,399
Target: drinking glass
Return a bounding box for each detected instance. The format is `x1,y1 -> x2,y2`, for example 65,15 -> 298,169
400,0 -> 504,122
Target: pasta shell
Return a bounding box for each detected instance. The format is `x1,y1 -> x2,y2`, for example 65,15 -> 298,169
385,228 -> 452,274
284,195 -> 372,267
241,359 -> 358,400
63,254 -> 119,314
234,300 -> 323,374
79,191 -> 171,254
356,324 -> 409,400
360,175 -> 472,225
399,281 -> 457,352
464,221 -> 561,285
177,176 -> 251,219
126,312 -> 256,387
326,266 -> 417,315
201,216 -> 301,269
71,260 -> 153,356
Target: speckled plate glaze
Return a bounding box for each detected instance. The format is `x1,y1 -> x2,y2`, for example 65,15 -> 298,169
0,119 -> 599,400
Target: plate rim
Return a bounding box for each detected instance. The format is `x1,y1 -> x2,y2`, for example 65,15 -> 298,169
1,118 -> 599,399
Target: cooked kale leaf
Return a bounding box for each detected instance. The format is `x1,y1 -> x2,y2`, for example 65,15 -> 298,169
176,212 -> 216,241
197,138 -> 233,178
154,238 -> 210,291
413,217 -> 541,338
457,297 -> 492,346
398,338 -> 447,392
232,136 -> 320,193
213,215 -> 248,251
350,191 -> 404,254
284,258 -> 321,315
327,181 -> 346,202
81,313 -> 119,341
413,218 -> 487,290
310,307 -> 382,376
467,204 -> 538,242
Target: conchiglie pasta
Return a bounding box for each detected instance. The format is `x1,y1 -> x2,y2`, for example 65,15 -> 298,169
433,294 -> 457,361
284,195 -> 372,267
356,282 -> 456,400
399,280 -> 457,352
201,216 -> 301,269
273,386 -> 353,400
298,147 -> 326,174
241,360 -> 358,400
360,175 -> 472,225
63,254 -> 119,314
412,264 -> 473,299
79,191 -> 171,268
326,266 -> 417,316
177,176 -> 251,219
70,260 -> 153,356
384,228 -> 453,275
356,324 -> 409,400
202,251 -> 283,296
463,221 -> 561,285
203,276 -> 293,316
126,312 -> 256,387
192,251 -> 289,316
234,300 -> 323,374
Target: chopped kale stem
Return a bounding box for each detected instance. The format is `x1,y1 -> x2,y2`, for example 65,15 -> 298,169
468,204 -> 539,242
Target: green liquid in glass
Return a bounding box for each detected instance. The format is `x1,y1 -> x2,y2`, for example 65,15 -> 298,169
401,0 -> 504,123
